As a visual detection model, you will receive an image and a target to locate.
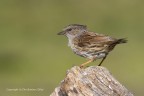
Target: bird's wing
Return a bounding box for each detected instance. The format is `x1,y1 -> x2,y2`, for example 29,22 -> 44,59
75,32 -> 116,51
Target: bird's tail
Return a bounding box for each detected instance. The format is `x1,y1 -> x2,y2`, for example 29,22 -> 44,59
116,38 -> 127,44
108,38 -> 127,51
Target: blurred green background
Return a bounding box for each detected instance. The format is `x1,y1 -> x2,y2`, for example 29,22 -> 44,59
0,0 -> 144,96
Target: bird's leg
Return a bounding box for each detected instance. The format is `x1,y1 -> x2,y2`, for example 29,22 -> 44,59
98,56 -> 107,66
80,59 -> 94,68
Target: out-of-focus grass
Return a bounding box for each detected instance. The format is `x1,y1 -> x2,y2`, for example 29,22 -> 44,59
0,0 -> 144,96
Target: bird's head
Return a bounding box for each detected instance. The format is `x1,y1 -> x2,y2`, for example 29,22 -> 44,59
58,24 -> 87,38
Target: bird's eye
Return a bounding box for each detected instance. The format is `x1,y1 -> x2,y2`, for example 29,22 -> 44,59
67,28 -> 72,31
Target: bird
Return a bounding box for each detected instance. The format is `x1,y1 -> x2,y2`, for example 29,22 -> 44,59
57,24 -> 127,68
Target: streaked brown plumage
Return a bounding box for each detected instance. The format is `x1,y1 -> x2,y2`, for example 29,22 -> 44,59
58,24 -> 127,67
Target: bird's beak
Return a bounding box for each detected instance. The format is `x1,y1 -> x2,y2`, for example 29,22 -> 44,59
57,31 -> 66,35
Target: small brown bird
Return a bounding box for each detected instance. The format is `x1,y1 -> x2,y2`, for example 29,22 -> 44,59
58,24 -> 127,67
